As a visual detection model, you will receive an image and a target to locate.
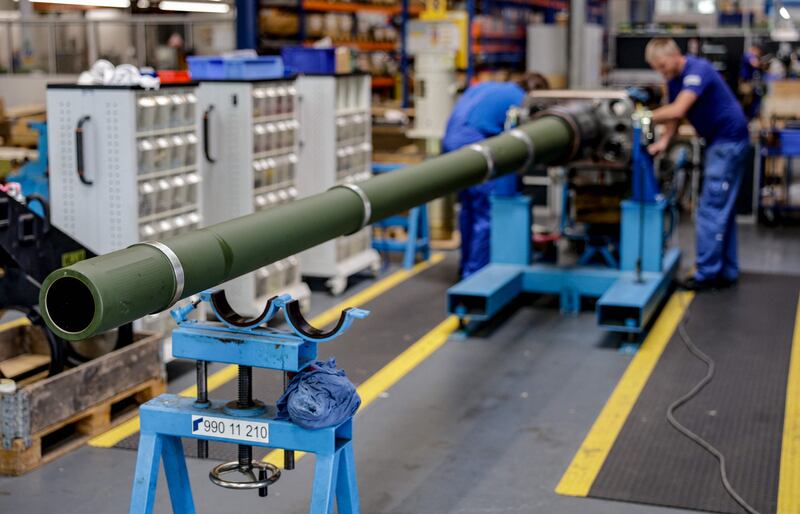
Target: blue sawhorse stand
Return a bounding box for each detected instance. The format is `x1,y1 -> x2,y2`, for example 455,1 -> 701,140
372,163 -> 430,269
129,291 -> 369,514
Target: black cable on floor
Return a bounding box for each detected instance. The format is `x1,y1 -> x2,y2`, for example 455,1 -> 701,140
668,294 -> 760,514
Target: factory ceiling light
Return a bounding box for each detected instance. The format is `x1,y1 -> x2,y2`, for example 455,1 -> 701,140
14,0 -> 130,7
158,0 -> 230,12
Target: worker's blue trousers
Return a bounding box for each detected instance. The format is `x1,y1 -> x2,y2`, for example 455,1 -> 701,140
695,140 -> 749,283
459,182 -> 493,278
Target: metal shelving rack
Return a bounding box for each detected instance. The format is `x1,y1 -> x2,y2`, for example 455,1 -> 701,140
47,83 -> 201,335
295,73 -> 381,295
255,0 -> 420,106
196,78 -> 311,315
464,0 -> 605,83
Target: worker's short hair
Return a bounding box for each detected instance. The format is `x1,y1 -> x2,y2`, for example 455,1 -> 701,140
516,72 -> 550,92
645,38 -> 682,63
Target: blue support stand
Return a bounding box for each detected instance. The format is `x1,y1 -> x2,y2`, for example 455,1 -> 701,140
128,292 -> 369,514
447,125 -> 680,334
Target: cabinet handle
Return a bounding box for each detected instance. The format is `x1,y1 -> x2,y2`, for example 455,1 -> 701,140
203,105 -> 216,163
75,115 -> 93,185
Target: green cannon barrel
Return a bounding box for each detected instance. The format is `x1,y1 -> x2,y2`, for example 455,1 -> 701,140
41,114 -> 580,341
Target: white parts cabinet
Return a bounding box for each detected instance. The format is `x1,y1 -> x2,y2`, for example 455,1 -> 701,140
47,83 -> 201,335
295,74 -> 380,295
196,79 -> 310,315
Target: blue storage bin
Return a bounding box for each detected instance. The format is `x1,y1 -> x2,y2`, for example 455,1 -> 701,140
187,56 -> 226,80
281,47 -> 336,74
188,55 -> 285,80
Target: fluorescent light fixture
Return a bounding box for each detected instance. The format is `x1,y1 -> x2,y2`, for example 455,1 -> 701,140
16,0 -> 130,6
697,0 -> 715,14
158,0 -> 229,12
780,6 -> 791,19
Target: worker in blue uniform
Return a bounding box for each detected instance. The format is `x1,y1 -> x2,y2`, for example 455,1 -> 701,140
443,74 -> 548,278
645,38 -> 750,291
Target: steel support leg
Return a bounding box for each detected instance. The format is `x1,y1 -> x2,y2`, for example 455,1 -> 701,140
335,443 -> 361,514
310,450 -> 341,514
129,433 -> 163,514
162,435 -> 196,514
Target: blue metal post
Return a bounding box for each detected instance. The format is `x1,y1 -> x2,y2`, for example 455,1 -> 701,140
298,0 -> 306,41
401,0 -> 410,107
466,0 -> 475,85
235,0 -> 259,50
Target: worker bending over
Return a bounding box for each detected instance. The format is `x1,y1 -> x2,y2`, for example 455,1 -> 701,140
443,73 -> 548,278
645,38 -> 749,291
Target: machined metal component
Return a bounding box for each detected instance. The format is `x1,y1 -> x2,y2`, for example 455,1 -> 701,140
131,241 -> 185,310
330,183 -> 372,232
509,129 -> 535,172
468,143 -> 496,181
195,360 -> 209,459
525,90 -> 635,167
40,115 -> 581,341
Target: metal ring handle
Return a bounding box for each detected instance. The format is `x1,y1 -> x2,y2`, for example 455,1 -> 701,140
330,183 -> 371,232
209,461 -> 281,490
509,129 -> 535,172
130,241 -> 184,309
469,143 -> 496,181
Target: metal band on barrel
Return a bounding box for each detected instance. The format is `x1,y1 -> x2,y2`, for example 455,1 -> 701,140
132,241 -> 185,308
331,183 -> 372,231
469,143 -> 496,181
510,129 -> 535,172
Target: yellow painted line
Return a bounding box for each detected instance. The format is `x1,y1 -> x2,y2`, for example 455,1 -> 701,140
0,317 -> 32,332
777,293 -> 800,514
263,315 -> 460,467
89,253 -> 446,448
555,291 -> 694,497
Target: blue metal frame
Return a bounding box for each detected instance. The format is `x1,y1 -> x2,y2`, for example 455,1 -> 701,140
447,139 -> 680,334
128,295 -> 367,514
401,0 -> 410,107
235,0 -> 259,50
372,164 -> 431,268
130,396 -> 360,514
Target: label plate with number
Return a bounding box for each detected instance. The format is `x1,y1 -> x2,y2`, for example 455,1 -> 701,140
191,415 -> 270,444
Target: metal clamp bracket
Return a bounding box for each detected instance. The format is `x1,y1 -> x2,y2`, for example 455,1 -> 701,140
509,129 -> 535,172
469,143 -> 496,181
132,241 -> 185,309
330,183 -> 371,232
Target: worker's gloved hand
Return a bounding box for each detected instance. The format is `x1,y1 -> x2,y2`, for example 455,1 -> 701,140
647,138 -> 669,156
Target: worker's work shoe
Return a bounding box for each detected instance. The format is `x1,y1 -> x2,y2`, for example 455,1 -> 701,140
677,276 -> 737,291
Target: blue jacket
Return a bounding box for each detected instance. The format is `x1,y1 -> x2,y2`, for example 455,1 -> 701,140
442,82 -> 525,153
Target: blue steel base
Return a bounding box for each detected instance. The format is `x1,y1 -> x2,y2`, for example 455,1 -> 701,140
129,395 -> 359,514
447,248 -> 680,334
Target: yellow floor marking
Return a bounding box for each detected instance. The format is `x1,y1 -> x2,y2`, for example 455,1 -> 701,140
555,291 -> 694,497
777,293 -> 800,514
0,317 -> 32,332
89,253 -> 446,448
262,315 -> 460,467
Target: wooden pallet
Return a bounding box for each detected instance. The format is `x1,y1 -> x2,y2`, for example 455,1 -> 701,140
0,328 -> 165,476
0,377 -> 165,476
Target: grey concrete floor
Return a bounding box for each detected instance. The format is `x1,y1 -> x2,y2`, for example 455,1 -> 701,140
1,221 -> 798,514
